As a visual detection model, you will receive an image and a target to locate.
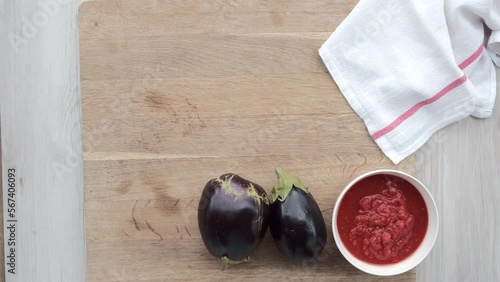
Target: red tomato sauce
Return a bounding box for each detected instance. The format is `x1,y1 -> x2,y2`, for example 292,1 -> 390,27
337,174 -> 428,264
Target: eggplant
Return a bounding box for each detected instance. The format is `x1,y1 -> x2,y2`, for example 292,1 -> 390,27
269,167 -> 327,262
198,173 -> 270,269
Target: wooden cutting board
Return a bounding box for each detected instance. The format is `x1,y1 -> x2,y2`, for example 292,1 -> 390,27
79,0 -> 414,281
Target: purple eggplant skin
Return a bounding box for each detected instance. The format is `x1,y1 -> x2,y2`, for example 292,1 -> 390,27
269,167 -> 327,262
198,173 -> 270,268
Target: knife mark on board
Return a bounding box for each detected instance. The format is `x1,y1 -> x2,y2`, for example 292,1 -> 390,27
146,220 -> 163,240
132,200 -> 140,231
184,226 -> 192,238
175,224 -> 183,239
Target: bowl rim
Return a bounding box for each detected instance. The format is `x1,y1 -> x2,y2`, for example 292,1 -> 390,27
331,169 -> 439,276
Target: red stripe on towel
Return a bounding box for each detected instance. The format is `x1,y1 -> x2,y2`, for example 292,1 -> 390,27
371,75 -> 467,140
459,43 -> 484,70
371,43 -> 483,141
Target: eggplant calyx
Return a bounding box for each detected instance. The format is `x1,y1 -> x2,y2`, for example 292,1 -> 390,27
272,166 -> 308,203
247,183 -> 270,205
215,175 -> 241,198
220,256 -> 249,270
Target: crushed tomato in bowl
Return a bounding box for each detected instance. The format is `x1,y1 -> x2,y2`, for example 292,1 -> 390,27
337,174 -> 428,264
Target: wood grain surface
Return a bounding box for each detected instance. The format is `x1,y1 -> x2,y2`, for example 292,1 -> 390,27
2,0 -> 498,281
1,0 -> 86,281
415,68 -> 500,282
79,0 -> 415,281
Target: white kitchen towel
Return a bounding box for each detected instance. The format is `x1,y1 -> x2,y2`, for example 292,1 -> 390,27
319,0 -> 500,164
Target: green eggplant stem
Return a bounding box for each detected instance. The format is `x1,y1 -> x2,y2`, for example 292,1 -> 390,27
271,166 -> 308,203
220,256 -> 249,271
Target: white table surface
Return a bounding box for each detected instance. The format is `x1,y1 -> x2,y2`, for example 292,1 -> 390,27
1,1 -> 499,281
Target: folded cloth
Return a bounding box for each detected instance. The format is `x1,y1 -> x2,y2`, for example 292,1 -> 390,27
319,0 -> 500,164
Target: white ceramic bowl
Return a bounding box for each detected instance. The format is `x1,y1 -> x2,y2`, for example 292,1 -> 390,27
332,169 -> 439,276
